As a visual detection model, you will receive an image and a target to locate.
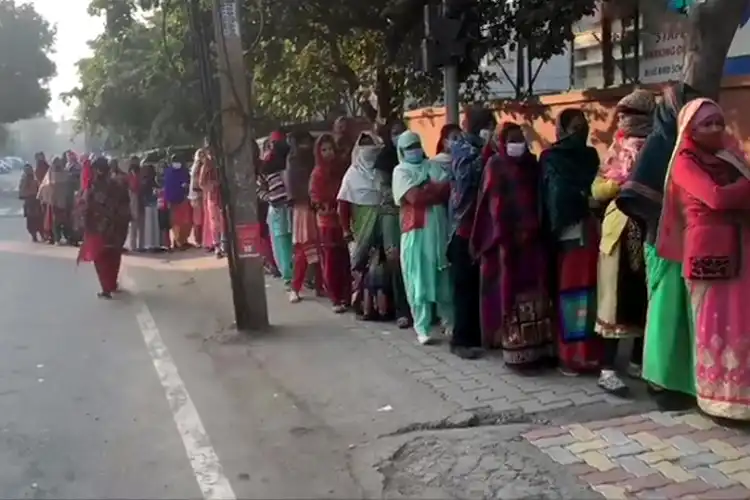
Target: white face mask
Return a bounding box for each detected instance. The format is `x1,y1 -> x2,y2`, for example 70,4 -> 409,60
506,142 -> 526,157
172,162 -> 182,169
359,145 -> 380,164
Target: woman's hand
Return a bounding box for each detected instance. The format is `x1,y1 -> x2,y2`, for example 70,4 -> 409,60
343,231 -> 353,243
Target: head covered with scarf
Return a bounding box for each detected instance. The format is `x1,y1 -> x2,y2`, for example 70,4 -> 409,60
540,108 -> 600,234
336,131 -> 384,206
615,82 -> 703,239
616,89 -> 656,138
600,89 -> 657,184
657,98 -> 748,265
284,129 -> 316,202
309,133 -> 345,205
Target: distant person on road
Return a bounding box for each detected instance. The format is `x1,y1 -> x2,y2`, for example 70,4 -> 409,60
38,156 -> 71,245
163,154 -> 193,250
34,152 -> 49,183
198,149 -> 226,258
140,163 -> 161,252
77,157 -> 131,299
127,156 -> 145,251
18,163 -> 42,242
189,149 -> 204,247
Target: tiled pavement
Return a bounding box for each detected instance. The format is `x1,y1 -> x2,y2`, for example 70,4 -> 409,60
524,412 -> 750,499
341,313 -> 638,416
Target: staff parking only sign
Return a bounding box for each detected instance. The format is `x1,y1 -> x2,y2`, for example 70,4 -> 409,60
640,3 -> 750,84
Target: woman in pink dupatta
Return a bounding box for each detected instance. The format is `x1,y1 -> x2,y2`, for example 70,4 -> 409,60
660,98 -> 750,421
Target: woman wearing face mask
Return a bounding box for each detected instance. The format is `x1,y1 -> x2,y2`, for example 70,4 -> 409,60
471,122 -> 555,369
590,89 -> 655,396
260,130 -> 293,283
286,130 -> 324,302
337,132 -> 392,320
392,131 -> 453,345
540,108 -> 602,376
310,133 -> 350,312
163,155 -> 193,250
658,98 -> 750,420
77,157 -> 131,298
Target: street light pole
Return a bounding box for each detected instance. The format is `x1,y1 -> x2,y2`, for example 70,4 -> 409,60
212,0 -> 269,330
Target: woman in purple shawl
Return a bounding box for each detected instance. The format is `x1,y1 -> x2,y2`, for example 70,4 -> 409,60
163,155 -> 193,249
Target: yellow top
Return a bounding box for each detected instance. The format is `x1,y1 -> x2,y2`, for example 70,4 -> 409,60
591,175 -> 628,255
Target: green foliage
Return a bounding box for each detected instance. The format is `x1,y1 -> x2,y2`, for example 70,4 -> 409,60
0,0 -> 56,123
66,0 -> 205,151
68,0 -> 602,147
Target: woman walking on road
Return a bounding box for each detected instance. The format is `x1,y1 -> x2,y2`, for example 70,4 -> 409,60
19,163 -> 42,242
77,157 -> 131,299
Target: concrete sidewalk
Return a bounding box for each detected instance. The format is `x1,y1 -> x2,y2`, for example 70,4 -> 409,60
124,252 -> 750,499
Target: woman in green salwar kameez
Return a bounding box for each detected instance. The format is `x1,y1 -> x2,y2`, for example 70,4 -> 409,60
338,132 -> 408,323
392,131 -> 454,345
616,83 -> 702,398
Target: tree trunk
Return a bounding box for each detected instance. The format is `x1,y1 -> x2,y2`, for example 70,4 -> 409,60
682,0 -> 746,99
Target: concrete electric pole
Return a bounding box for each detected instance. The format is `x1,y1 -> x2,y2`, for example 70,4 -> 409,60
212,0 -> 269,330
442,0 -> 460,124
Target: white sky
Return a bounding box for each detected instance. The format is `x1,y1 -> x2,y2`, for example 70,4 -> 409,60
29,0 -> 104,120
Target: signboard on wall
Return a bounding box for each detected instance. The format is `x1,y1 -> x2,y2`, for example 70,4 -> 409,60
640,5 -> 750,83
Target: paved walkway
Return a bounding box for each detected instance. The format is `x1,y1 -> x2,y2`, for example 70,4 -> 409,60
524,412 -> 750,499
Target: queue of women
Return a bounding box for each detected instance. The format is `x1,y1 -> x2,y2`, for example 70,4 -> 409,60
24,87 -> 750,422
253,90 -> 750,423
18,150 -> 228,301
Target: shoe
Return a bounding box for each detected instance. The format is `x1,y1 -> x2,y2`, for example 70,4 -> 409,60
450,346 -> 483,360
332,304 -> 347,314
598,370 -> 629,397
97,291 -> 113,299
417,333 -> 435,346
288,291 -> 301,303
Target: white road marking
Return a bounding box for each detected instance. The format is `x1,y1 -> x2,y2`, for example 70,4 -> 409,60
0,207 -> 21,217
121,272 -> 237,500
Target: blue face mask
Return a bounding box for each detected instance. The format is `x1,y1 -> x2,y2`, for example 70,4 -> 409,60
391,135 -> 400,145
402,149 -> 424,164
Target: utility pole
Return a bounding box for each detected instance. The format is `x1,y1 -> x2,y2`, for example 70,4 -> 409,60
442,0 -> 460,124
212,0 -> 269,330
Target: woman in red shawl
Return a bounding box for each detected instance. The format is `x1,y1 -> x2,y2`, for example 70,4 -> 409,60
470,122 -> 555,369
78,157 -> 131,298
309,133 -> 351,312
659,98 -> 750,420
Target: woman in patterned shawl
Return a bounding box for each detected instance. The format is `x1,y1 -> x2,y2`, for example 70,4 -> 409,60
77,157 -> 131,298
471,122 -> 554,369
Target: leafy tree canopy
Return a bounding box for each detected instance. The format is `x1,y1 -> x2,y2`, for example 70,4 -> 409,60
0,0 -> 56,123
65,0 -> 205,151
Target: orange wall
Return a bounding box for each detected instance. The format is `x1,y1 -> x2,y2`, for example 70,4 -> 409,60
405,76 -> 750,158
